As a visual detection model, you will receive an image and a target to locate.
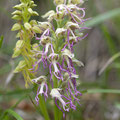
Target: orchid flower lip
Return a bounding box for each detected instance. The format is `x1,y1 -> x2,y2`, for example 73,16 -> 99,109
32,75 -> 47,84
35,81 -> 48,103
55,28 -> 67,36
48,53 -> 59,62
62,48 -> 74,59
50,88 -> 70,111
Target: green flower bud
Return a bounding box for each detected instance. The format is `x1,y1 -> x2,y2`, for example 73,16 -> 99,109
14,60 -> 27,73
32,43 -> 40,51
42,10 -> 55,19
30,0 -> 37,7
32,11 -> 39,16
12,15 -> 22,20
12,40 -> 25,58
16,40 -> 24,48
71,0 -> 84,5
12,48 -> 21,58
30,1 -> 34,4
28,8 -> 39,16
24,22 -> 32,30
54,0 -> 65,5
13,4 -> 23,10
12,10 -> 22,15
31,4 -> 37,8
30,20 -> 37,25
11,23 -> 21,31
28,8 -> 33,14
20,0 -> 26,3
16,32 -> 20,38
32,26 -> 42,33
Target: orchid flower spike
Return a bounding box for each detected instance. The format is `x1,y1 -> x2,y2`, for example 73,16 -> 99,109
22,0 -> 90,116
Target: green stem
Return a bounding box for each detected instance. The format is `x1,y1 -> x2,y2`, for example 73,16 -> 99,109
39,95 -> 50,120
53,75 -> 63,120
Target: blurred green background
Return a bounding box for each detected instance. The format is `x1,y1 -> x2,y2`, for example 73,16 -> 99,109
0,0 -> 120,120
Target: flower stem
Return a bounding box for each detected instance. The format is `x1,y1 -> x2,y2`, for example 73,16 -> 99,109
53,75 -> 63,120
39,95 -> 50,120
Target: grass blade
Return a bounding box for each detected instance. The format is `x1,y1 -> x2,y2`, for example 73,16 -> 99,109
99,52 -> 120,75
0,35 -> 4,48
88,89 -> 120,94
1,109 -> 24,120
85,8 -> 120,27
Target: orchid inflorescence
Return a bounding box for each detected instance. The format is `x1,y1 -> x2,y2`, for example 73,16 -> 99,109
12,0 -> 89,117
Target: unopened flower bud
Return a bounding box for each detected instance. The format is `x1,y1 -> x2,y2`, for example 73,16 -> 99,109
14,60 -> 26,73
42,10 -> 55,20
30,1 -> 37,7
11,23 -> 21,31
24,22 -> 32,30
12,40 -> 24,58
30,0 -> 34,4
54,0 -> 65,5
28,8 -> 33,14
71,0 -> 84,5
31,4 -> 37,8
12,49 -> 21,58
12,10 -> 22,15
32,26 -> 42,33
16,40 -> 24,48
33,11 -> 39,16
30,20 -> 37,25
20,0 -> 26,3
16,32 -> 20,38
28,8 -> 39,16
12,15 -> 22,20
32,43 -> 40,51
13,4 -> 23,10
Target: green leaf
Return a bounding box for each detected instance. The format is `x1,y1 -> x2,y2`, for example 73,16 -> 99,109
115,103 -> 120,109
85,8 -> 120,27
1,109 -> 23,120
101,25 -> 118,55
0,35 -> 4,48
87,89 -> 120,94
0,88 -> 32,96
0,57 -> 22,76
99,52 -> 120,75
